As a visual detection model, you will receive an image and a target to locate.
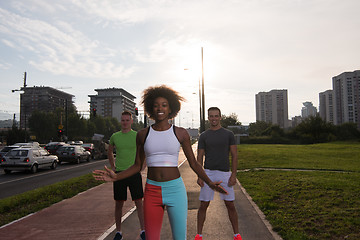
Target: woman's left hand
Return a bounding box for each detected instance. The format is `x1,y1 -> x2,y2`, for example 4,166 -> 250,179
210,181 -> 228,194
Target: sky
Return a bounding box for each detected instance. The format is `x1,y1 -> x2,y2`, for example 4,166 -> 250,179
0,0 -> 359,127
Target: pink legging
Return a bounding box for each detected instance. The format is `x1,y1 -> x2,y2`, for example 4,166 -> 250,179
144,178 -> 187,240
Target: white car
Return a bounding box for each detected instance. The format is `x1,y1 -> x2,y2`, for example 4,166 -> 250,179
0,148 -> 58,174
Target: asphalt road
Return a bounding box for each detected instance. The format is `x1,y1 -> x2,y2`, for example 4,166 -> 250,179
0,158 -> 108,199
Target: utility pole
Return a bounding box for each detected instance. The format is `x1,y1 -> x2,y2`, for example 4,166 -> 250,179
65,99 -> 68,139
200,47 -> 206,133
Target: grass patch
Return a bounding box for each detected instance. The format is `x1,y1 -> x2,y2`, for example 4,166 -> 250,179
0,174 -> 103,227
238,142 -> 360,172
237,142 -> 360,240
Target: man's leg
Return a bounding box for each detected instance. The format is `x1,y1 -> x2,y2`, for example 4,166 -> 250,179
224,200 -> 239,234
129,172 -> 145,232
134,199 -> 145,231
197,201 -> 210,234
115,200 -> 125,231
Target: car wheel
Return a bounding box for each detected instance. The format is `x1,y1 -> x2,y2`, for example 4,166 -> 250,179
51,161 -> 58,169
4,169 -> 11,174
87,156 -> 90,162
30,164 -> 38,173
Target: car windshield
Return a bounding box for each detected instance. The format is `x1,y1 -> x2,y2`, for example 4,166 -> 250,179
1,146 -> 18,152
64,147 -> 75,151
82,144 -> 92,147
7,150 -> 29,157
57,145 -> 69,151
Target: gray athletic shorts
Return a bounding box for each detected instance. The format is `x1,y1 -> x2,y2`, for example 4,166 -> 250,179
199,169 -> 235,201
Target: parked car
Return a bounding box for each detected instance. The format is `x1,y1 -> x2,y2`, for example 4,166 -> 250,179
0,145 -> 21,159
56,145 -> 91,164
0,142 -> 42,159
82,143 -> 95,159
13,142 -> 41,149
0,148 -> 58,174
44,142 -> 67,155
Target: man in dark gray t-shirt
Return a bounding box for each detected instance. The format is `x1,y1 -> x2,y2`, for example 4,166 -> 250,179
194,107 -> 242,240
198,127 -> 235,172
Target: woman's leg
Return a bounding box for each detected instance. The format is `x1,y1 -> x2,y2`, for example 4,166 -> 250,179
163,178 -> 188,240
143,182 -> 165,240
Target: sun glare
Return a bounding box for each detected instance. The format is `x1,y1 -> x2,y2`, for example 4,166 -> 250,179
163,42 -> 223,128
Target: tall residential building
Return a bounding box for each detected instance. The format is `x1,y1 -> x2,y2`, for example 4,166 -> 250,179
255,89 -> 289,128
20,86 -> 74,129
332,70 -> 360,128
301,101 -> 317,118
319,90 -> 334,124
88,88 -> 136,122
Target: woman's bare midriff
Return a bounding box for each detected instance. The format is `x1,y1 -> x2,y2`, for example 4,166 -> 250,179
147,167 -> 181,182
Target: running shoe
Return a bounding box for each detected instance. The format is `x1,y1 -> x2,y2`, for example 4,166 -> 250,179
140,231 -> 146,240
234,234 -> 243,240
113,232 -> 123,240
194,234 -> 203,240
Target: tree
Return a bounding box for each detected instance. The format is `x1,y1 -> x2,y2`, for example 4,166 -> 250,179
28,111 -> 57,142
221,113 -> 241,128
262,125 -> 285,138
3,126 -> 27,145
248,121 -> 272,136
290,116 -> 335,143
335,122 -> 360,140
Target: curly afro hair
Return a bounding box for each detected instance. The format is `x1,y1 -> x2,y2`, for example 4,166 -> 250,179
141,85 -> 185,120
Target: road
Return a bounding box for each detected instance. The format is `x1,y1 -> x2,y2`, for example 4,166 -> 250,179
0,158 -> 108,199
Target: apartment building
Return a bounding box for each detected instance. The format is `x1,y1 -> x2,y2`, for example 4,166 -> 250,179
319,90 -> 334,124
332,70 -> 360,128
301,101 -> 317,119
19,86 -> 74,129
88,88 -> 136,122
255,89 -> 289,128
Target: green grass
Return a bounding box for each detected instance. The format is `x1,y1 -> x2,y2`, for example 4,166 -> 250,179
0,174 -> 103,227
237,142 -> 360,240
238,142 -> 360,172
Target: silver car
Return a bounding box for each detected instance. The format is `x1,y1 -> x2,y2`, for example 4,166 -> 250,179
0,148 -> 58,174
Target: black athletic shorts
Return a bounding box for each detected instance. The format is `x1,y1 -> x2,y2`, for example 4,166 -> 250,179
113,172 -> 144,201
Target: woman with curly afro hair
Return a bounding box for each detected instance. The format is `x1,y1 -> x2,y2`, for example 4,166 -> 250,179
94,85 -> 227,240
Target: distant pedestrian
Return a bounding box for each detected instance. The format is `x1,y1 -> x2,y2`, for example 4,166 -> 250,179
94,85 -> 227,240
194,107 -> 242,240
108,111 -> 145,240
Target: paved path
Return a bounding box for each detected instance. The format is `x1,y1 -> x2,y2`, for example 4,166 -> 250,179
0,144 -> 282,240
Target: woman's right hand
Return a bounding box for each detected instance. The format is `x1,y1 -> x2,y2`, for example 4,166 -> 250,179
93,166 -> 117,182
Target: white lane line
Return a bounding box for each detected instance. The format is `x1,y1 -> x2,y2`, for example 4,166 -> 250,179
97,206 -> 138,240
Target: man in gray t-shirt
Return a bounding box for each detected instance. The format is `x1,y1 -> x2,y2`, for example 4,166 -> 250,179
198,127 -> 235,172
194,107 -> 242,240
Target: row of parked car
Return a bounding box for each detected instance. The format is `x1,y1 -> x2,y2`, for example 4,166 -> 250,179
0,141 -> 94,174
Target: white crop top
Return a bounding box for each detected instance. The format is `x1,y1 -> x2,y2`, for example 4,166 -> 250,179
144,125 -> 180,167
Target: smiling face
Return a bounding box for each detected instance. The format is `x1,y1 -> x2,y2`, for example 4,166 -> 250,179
153,97 -> 172,121
208,109 -> 221,128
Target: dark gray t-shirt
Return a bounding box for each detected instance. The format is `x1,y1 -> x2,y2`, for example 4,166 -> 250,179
198,127 -> 235,172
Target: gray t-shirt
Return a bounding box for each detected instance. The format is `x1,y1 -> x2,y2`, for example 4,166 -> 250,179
198,127 -> 235,172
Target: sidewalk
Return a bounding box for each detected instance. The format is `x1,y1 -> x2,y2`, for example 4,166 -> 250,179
0,145 -> 282,240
